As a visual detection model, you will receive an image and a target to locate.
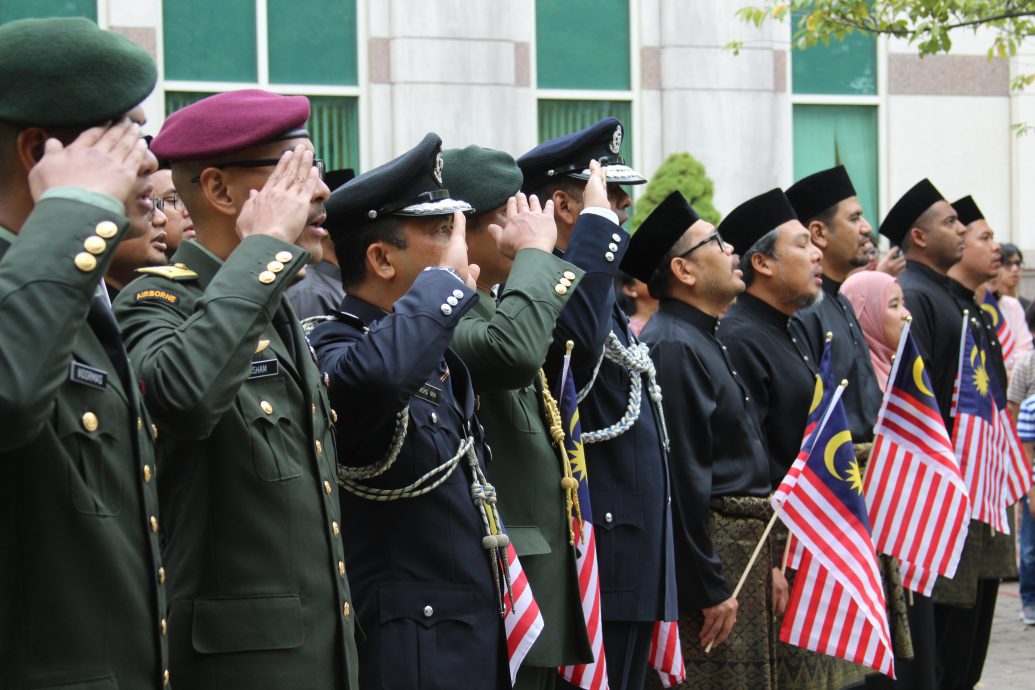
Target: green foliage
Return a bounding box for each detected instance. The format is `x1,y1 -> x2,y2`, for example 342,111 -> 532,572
631,152 -> 721,232
733,1 -> 1035,64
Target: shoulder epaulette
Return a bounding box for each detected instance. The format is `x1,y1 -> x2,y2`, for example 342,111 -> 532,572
135,263 -> 198,281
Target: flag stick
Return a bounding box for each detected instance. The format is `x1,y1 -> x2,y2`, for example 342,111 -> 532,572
705,509 -> 780,654
780,532 -> 792,574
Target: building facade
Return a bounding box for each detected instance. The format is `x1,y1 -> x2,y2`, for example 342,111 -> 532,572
5,0 -> 1033,265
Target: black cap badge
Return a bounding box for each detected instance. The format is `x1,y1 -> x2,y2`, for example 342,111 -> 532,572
433,152 -> 444,186
610,125 -> 622,155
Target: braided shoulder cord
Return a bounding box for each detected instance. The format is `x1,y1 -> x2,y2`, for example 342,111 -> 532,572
300,314 -> 335,336
580,331 -> 671,453
539,369 -> 583,545
466,444 -> 514,616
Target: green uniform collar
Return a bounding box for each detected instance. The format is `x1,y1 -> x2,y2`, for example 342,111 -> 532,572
0,224 -> 16,246
169,238 -> 223,288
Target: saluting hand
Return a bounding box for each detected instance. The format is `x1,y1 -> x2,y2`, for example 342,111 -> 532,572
583,158 -> 610,211
487,192 -> 557,259
439,210 -> 479,291
29,118 -> 155,208
236,146 -> 319,245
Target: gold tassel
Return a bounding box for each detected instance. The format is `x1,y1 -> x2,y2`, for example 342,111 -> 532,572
540,367 -> 583,545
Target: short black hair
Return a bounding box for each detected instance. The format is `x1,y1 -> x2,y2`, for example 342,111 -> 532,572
529,176 -> 584,207
1002,242 -> 1023,264
335,215 -> 407,289
740,228 -> 780,288
809,200 -> 839,229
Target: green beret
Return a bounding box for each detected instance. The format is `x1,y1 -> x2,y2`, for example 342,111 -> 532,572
0,17 -> 156,128
442,146 -> 523,216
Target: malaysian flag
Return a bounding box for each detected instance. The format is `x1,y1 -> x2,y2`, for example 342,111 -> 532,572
647,620 -> 685,688
502,535 -> 545,685
980,288 -> 1016,370
556,350 -> 609,690
951,312 -> 1031,534
776,336 -> 834,570
864,322 -> 971,596
772,391 -> 895,678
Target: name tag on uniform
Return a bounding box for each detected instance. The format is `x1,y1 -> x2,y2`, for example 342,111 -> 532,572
249,358 -> 279,379
415,383 -> 442,406
69,361 -> 107,389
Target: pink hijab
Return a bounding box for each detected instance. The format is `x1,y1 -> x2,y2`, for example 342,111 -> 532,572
841,271 -> 899,392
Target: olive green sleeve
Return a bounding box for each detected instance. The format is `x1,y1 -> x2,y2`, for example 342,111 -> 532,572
114,235 -> 309,439
0,197 -> 129,450
451,247 -> 584,390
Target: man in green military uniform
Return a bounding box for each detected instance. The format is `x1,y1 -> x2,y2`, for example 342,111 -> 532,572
445,148 -> 612,687
113,90 -> 358,689
0,17 -> 170,689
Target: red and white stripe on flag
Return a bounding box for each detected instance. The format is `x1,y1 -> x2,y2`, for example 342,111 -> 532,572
864,393 -> 970,595
503,542 -> 545,686
648,620 -> 685,688
955,406 -> 1006,532
558,524 -> 609,690
996,407 -> 1033,516
782,550 -> 895,678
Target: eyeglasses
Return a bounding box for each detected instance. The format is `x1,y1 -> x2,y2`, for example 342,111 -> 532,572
678,231 -> 726,258
190,158 -> 326,183
151,195 -> 183,212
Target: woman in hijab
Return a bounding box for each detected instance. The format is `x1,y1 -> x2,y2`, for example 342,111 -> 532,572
841,270 -> 911,392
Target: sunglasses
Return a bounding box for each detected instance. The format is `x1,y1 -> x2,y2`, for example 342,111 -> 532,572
190,158 -> 326,183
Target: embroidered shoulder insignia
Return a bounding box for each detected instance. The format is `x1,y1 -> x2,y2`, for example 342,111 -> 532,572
135,264 -> 198,281
134,288 -> 179,304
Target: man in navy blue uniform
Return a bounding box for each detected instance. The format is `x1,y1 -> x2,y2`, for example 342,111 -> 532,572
519,118 -> 677,690
310,134 -> 513,689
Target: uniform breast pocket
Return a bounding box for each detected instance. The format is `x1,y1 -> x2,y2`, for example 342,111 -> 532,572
593,490 -> 646,592
56,389 -> 126,517
240,378 -> 303,482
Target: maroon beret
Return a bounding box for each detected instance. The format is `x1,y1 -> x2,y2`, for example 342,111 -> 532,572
151,89 -> 310,162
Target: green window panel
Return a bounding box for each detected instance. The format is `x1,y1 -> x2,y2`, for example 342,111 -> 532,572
538,99 -> 632,163
164,92 -> 359,172
164,0 -> 256,83
791,11 -> 876,95
268,0 -> 357,85
792,105 -> 878,226
536,0 -> 630,90
1,0 -> 95,23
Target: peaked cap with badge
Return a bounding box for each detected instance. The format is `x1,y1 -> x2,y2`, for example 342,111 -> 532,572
517,117 -> 646,192
879,178 -> 945,246
785,165 -> 858,224
718,188 -> 799,256
952,195 -> 985,226
622,191 -> 702,284
0,16 -> 171,689
325,132 -> 472,237
0,16 -> 156,127
114,89 -> 359,689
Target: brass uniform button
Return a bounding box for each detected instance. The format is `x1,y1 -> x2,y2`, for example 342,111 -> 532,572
150,515 -> 159,533
324,480 -> 332,495
563,270 -> 576,281
275,250 -> 293,263
161,618 -> 168,635
343,602 -> 351,617
338,560 -> 345,576
260,400 -> 273,415
554,284 -> 567,295
143,464 -> 153,482
151,423 -> 158,440
95,221 -> 118,238
137,417 -> 143,431
267,260 -> 285,273
311,403 -> 317,415
158,567 -> 166,584
315,440 -> 323,454
81,412 -> 99,432
164,669 -> 170,686
74,252 -> 97,272
258,270 -> 276,284
331,408 -> 338,423
559,277 -> 572,287
332,521 -> 340,535
83,236 -> 107,255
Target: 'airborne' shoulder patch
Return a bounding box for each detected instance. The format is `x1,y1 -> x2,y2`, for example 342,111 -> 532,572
134,288 -> 178,304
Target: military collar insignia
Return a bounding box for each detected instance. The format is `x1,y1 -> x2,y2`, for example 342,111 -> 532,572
433,152 -> 444,186
135,263 -> 198,281
609,125 -> 622,154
